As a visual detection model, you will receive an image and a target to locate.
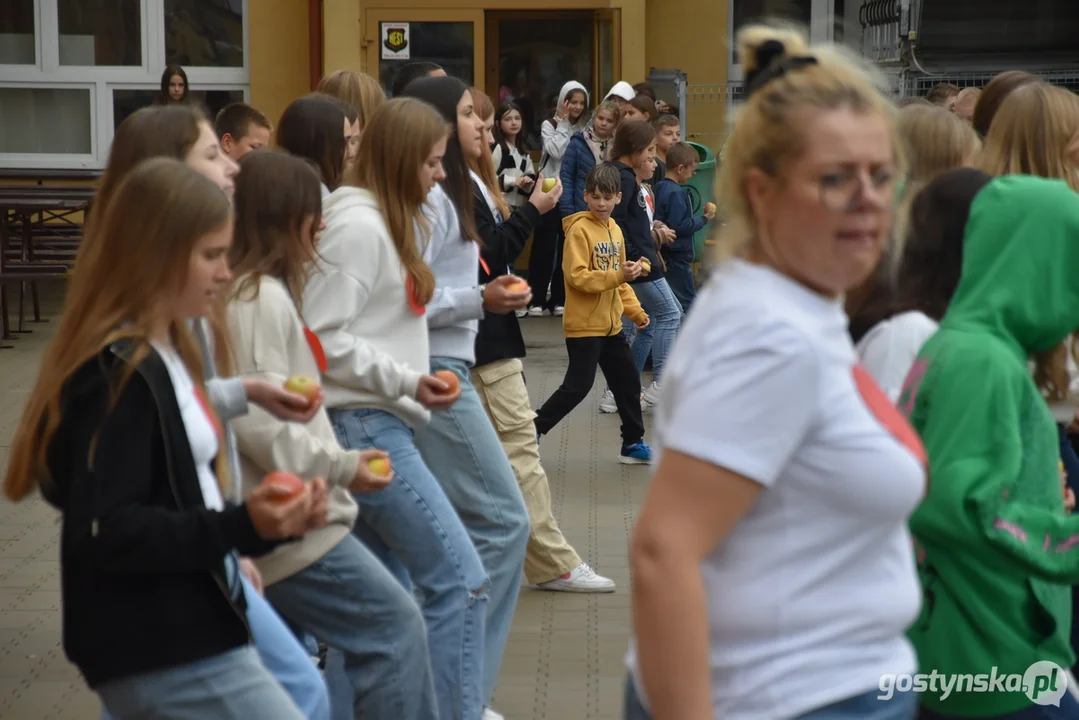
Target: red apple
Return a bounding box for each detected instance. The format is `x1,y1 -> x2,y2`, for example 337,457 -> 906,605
261,471 -> 305,504
433,370 -> 460,395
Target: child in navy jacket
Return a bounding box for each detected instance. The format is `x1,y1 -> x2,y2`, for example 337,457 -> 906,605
654,142 -> 715,315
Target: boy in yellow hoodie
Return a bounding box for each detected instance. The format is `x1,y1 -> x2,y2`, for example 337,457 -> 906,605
534,163 -> 653,464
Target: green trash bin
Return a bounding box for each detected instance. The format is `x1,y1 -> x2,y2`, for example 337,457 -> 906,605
683,141 -> 717,262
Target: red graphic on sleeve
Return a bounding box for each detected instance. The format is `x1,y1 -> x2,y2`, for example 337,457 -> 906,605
193,385 -> 224,442
852,364 -> 927,466
303,327 -> 328,373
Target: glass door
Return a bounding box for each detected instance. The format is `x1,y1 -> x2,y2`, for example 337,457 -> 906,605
595,10 -> 621,104
485,10 -> 595,151
364,9 -> 484,95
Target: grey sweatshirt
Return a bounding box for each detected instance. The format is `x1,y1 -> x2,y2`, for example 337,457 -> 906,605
192,318 -> 247,503
421,182 -> 485,366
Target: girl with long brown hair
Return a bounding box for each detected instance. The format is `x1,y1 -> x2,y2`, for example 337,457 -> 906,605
226,149 -> 438,719
81,104 -> 333,720
2,158 -> 319,719
399,77 -> 533,720
300,96 -> 488,720
469,89 -> 617,594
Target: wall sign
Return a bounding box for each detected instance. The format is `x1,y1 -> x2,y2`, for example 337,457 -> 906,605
381,23 -> 410,60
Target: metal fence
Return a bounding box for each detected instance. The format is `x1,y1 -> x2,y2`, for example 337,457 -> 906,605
900,69 -> 1079,97
684,83 -> 745,151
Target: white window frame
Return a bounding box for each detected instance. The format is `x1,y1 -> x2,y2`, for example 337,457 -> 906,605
0,0 -> 250,171
727,0 -> 834,82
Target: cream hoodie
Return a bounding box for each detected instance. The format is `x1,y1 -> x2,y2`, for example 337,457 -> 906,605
303,186 -> 431,428
227,275 -> 360,585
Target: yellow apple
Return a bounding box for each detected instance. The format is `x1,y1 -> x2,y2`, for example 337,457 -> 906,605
284,375 -> 320,403
639,258 -> 652,274
542,178 -> 558,192
704,202 -> 716,214
367,457 -> 392,477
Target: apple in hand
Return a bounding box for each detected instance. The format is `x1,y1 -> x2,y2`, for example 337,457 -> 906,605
639,258 -> 652,274
433,369 -> 460,395
542,178 -> 558,192
367,456 -> 392,477
506,279 -> 530,293
704,202 -> 716,215
261,471 -> 305,504
284,375 -> 320,404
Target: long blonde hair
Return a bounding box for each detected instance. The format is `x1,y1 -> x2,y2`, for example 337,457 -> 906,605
4,158 -> 232,501
715,23 -> 904,261
468,87 -> 512,219
345,98 -> 444,306
897,103 -> 981,185
979,82 -> 1079,193
317,70 -> 386,130
979,82 -> 1079,400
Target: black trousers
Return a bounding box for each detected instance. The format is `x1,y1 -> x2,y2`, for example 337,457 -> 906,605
535,334 -> 644,446
527,209 -> 565,310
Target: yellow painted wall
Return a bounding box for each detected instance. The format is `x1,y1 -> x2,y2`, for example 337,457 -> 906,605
645,0 -> 728,151
249,0 -> 312,129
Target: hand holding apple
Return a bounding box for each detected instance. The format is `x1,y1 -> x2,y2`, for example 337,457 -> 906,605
703,201 -> 717,220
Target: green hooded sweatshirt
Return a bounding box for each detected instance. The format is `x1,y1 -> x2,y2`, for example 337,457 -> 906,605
899,175 -> 1079,716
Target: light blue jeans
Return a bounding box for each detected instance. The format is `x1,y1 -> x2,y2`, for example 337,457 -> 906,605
620,277 -> 683,384
414,357 -> 531,704
329,407 -> 489,720
623,674 -> 918,720
99,575 -> 328,720
265,534 -> 438,720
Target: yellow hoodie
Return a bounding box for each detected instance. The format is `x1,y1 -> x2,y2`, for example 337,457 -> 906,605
560,210 -> 647,338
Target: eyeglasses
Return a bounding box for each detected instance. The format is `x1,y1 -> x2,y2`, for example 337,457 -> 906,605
818,167 -> 903,213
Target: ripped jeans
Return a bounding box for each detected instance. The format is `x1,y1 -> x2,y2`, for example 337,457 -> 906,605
329,407 -> 489,720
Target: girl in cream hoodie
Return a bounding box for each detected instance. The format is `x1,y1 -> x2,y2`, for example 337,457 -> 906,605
301,97 -> 490,720
226,150 -> 438,720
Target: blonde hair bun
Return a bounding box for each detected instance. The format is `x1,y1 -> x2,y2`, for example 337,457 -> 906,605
738,24 -> 810,74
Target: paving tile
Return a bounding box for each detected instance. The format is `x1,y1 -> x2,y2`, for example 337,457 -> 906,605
0,287 -> 644,718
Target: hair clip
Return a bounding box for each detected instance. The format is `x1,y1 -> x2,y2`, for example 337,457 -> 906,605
745,39 -> 819,98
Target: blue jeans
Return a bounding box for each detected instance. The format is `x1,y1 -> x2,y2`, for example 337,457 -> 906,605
329,407 -> 488,720
265,535 -> 438,720
662,256 -> 696,317
414,357 -> 531,705
623,674 -> 918,720
620,278 -> 683,383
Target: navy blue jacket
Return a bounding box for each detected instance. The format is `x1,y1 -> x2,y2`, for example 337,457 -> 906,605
559,132 -> 596,217
654,177 -> 706,262
611,161 -> 662,283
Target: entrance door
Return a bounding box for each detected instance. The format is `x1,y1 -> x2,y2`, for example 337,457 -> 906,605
485,10 -> 620,151
364,9 -> 484,95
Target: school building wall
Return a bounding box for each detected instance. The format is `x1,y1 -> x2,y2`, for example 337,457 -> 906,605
249,0 -> 314,136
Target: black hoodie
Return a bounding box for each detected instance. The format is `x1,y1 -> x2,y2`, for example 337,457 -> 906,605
43,342 -> 279,687
611,160 -> 663,283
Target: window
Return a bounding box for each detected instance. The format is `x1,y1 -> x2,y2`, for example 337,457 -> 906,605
0,0 -> 250,170
380,22 -> 474,94
165,0 -> 244,67
728,0 -> 837,78
0,0 -> 36,65
58,0 -> 141,66
0,87 -> 92,154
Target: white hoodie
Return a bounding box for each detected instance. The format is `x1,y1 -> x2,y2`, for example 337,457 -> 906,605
604,81 -> 636,103
302,186 -> 431,429
540,80 -> 589,178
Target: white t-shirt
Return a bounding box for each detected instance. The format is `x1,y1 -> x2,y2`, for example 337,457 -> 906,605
625,259 -> 925,720
856,310 -> 939,402
153,342 -> 225,511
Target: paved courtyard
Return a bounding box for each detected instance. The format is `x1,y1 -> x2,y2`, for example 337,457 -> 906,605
0,281 -> 649,719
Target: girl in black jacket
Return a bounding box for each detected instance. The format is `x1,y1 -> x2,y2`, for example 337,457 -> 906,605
2,159 -> 323,720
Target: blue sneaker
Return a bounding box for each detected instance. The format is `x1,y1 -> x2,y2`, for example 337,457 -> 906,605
619,442 -> 653,465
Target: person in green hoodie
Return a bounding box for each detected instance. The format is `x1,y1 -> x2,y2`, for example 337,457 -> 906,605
899,174 -> 1079,719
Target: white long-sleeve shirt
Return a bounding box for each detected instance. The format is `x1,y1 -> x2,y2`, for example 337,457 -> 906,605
302,186 -> 431,428
856,310 -> 939,402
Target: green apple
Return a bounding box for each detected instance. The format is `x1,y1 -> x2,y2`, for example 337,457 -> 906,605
542,178 -> 557,192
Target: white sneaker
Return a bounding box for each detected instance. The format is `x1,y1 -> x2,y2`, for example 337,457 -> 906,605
553,305 -> 565,316
536,563 -> 616,593
640,392 -> 655,413
598,388 -> 617,413
641,380 -> 662,407
515,308 -> 527,318
482,709 -> 505,720
527,306 -> 545,317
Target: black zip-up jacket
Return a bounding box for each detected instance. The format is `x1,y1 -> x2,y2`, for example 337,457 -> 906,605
472,181 -> 543,368
41,341 -> 280,688
611,161 -> 663,283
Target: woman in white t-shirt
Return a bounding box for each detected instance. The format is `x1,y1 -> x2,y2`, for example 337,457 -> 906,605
625,25 -> 927,720
857,168 -> 993,400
